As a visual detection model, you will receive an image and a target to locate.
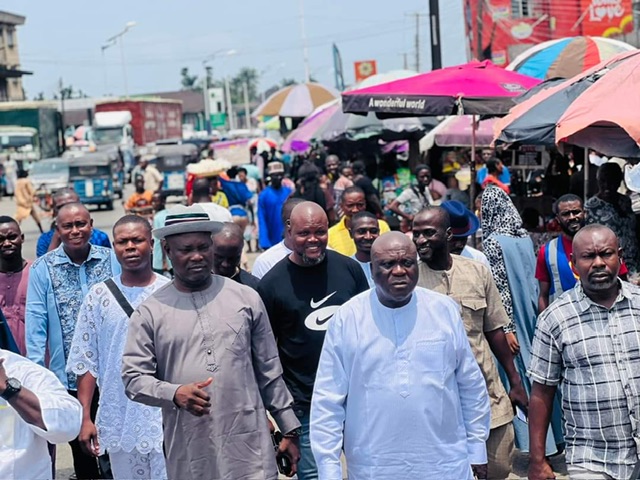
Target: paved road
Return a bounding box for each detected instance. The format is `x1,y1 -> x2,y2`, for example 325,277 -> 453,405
0,188 -> 570,479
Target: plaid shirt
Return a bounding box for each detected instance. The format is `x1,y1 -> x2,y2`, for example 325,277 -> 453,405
529,281 -> 640,479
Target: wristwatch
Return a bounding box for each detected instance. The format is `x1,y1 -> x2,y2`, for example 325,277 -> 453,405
283,427 -> 302,439
1,377 -> 22,401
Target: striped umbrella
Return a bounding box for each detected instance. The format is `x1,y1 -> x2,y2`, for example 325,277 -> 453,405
507,36 -> 636,80
252,83 -> 338,118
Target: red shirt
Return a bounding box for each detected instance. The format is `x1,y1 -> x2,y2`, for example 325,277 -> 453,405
535,234 -> 628,282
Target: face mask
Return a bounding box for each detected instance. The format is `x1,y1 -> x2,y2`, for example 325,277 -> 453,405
589,153 -> 607,166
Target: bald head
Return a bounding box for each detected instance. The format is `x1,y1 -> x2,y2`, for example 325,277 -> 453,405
289,201 -> 328,229
212,223 -> 244,278
572,223 -> 621,296
371,232 -> 416,261
214,222 -> 244,244
573,224 -> 619,251
282,197 -> 306,225
288,201 -> 328,266
371,232 -> 418,308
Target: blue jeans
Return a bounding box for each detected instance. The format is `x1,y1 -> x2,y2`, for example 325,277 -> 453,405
295,409 -> 318,480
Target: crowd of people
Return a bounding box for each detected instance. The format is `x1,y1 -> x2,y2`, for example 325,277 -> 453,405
1,144 -> 639,480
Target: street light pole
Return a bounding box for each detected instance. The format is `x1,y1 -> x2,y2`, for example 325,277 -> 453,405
202,49 -> 235,134
104,21 -> 136,97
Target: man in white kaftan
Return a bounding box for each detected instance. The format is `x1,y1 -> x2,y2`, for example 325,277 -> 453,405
310,232 -> 491,480
68,215 -> 169,479
1,348 -> 82,480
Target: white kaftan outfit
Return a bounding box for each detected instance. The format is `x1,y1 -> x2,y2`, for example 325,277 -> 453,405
0,348 -> 82,480
310,288 -> 491,480
67,274 -> 169,480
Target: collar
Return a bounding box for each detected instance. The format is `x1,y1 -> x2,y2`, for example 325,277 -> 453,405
334,216 -> 348,231
574,279 -> 630,313
51,243 -> 108,266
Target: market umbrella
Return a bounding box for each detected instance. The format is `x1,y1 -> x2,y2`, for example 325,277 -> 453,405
249,137 -> 278,152
281,102 -> 340,152
252,82 -> 338,118
342,60 -> 540,206
494,49 -> 640,150
557,53 -> 640,158
507,36 -> 636,80
342,60 -> 541,117
281,70 -> 424,151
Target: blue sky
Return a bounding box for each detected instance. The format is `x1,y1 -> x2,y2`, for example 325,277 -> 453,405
4,0 -> 467,99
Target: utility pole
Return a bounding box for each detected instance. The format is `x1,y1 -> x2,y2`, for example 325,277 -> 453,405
429,0 -> 442,70
406,12 -> 429,72
299,0 -> 311,82
243,82 -> 250,129
415,13 -> 420,72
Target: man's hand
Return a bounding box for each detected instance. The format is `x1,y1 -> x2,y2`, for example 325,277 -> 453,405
509,381 -> 529,415
528,458 -> 556,480
278,437 -> 300,478
0,358 -> 7,394
173,377 -> 212,416
79,419 -> 100,457
471,463 -> 488,479
505,332 -> 520,355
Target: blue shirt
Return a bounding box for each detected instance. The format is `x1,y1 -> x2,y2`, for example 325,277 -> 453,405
152,209 -> 170,271
25,245 -> 121,390
258,186 -> 292,249
476,166 -> 511,186
36,228 -> 111,258
350,255 -> 374,288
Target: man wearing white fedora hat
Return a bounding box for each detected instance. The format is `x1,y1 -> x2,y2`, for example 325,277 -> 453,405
122,204 -> 301,480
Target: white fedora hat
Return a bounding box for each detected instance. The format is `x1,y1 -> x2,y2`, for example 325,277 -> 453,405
153,204 -> 223,239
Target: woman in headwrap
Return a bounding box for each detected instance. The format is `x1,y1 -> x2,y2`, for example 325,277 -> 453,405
481,185 -> 564,455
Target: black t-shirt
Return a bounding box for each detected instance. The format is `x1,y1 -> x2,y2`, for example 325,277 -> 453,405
258,250 -> 369,410
232,269 -> 260,291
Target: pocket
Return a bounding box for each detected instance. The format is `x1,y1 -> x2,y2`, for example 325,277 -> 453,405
222,311 -> 250,356
459,297 -> 487,312
414,341 -> 446,372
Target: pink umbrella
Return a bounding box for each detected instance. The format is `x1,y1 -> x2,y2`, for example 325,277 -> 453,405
434,116 -> 498,147
281,101 -> 340,153
342,60 -> 541,117
342,60 -> 540,206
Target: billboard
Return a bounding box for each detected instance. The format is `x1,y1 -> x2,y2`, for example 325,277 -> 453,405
579,0 -> 634,37
354,60 -> 377,84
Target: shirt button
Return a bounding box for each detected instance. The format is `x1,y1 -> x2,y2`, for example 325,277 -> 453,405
207,349 -> 212,355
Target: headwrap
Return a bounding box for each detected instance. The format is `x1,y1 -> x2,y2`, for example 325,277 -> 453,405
481,185 -> 529,240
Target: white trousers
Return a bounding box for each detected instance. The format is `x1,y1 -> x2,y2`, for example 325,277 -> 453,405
109,449 -> 167,480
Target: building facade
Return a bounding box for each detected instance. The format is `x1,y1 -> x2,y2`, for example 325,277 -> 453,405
464,0 -> 638,67
0,11 -> 29,102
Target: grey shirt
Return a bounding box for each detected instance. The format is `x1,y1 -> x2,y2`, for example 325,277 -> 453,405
122,275 -> 299,480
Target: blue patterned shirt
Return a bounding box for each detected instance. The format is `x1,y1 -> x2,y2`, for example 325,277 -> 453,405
26,244 -> 120,390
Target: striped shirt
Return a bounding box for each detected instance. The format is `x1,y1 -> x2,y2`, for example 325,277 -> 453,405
528,281 -> 640,479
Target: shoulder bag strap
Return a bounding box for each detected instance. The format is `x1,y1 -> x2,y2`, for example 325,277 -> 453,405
104,278 -> 135,318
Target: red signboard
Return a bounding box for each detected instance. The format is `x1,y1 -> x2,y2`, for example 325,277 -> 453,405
354,60 -> 378,83
579,0 -> 634,36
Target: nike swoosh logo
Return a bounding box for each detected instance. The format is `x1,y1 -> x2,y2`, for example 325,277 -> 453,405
315,315 -> 332,326
310,291 -> 337,309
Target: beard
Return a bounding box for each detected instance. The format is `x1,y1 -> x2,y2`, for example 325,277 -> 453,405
302,251 -> 326,266
559,220 -> 584,237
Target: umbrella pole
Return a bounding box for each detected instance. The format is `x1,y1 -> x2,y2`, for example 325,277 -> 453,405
470,114 -> 477,248
583,147 -> 589,205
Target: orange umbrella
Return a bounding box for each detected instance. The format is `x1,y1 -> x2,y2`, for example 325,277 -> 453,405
556,52 -> 640,157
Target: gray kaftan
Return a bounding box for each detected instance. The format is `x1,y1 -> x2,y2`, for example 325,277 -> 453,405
122,275 -> 300,480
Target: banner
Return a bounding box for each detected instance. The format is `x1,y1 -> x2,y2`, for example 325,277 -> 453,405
354,60 -> 377,84
579,0 -> 633,37
333,43 -> 345,91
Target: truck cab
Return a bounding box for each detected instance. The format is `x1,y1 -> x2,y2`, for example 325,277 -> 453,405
93,111 -> 135,177
0,126 -> 40,168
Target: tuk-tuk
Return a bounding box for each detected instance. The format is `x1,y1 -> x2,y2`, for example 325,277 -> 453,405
153,144 -> 198,197
68,151 -> 119,210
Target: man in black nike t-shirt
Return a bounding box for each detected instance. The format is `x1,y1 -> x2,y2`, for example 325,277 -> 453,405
258,201 -> 369,480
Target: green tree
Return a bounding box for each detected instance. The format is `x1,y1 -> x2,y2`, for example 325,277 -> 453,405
180,67 -> 199,90
229,67 -> 259,105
